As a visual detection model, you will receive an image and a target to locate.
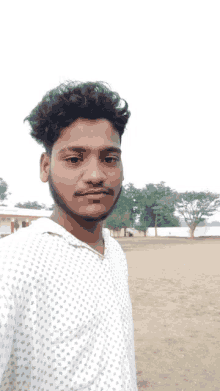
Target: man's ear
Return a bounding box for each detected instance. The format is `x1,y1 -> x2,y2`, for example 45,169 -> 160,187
40,152 -> 50,183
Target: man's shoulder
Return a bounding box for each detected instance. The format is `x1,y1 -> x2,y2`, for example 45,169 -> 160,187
0,225 -> 42,253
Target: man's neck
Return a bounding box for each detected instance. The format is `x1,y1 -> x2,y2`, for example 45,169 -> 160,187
49,206 -> 104,247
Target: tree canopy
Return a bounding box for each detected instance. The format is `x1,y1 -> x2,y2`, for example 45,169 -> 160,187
0,178 -> 11,206
105,182 -> 220,238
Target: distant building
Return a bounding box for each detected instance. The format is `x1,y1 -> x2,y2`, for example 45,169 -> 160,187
0,207 -> 51,237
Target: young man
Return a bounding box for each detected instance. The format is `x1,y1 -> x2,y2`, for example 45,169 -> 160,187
0,81 -> 138,390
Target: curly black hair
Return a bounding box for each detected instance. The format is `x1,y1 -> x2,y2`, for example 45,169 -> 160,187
24,80 -> 131,156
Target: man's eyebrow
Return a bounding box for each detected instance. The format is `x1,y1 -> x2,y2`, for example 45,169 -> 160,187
58,147 -> 87,155
58,147 -> 121,155
105,147 -> 121,154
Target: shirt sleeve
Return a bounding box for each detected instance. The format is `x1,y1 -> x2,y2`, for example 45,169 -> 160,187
0,284 -> 16,382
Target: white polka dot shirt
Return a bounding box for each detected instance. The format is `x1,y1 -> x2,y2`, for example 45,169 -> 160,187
0,218 -> 138,390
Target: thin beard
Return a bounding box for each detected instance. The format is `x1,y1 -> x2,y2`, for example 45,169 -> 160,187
48,174 -> 122,223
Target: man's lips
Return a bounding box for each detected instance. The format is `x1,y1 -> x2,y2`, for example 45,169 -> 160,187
75,189 -> 110,199
76,189 -> 110,196
82,192 -> 108,199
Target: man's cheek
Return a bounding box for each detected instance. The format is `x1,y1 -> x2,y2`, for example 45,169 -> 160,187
106,168 -> 122,184
54,182 -> 74,202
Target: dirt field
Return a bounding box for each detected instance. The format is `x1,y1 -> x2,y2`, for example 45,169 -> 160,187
116,236 -> 220,391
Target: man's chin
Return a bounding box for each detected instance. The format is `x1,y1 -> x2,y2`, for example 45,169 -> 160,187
71,207 -> 110,223
57,202 -> 110,223
83,214 -> 108,222
77,204 -> 110,221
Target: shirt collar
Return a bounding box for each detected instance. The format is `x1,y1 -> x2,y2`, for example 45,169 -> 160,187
30,217 -> 110,257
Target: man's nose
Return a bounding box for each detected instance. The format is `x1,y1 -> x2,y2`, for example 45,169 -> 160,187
83,157 -> 107,183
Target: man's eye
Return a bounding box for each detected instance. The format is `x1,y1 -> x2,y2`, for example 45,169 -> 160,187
105,157 -> 119,164
66,157 -> 80,164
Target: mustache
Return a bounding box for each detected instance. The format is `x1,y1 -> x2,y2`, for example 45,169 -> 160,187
75,188 -> 114,196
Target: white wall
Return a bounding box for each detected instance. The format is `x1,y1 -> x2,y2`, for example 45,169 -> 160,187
0,224 -> 11,234
109,226 -> 220,238
147,226 -> 220,237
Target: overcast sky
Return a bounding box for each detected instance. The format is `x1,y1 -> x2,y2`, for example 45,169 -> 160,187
1,0 -> 220,222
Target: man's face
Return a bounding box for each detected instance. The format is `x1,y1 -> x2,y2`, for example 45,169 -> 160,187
41,118 -> 123,222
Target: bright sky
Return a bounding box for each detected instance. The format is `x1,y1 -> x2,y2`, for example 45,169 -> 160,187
1,1 -> 220,222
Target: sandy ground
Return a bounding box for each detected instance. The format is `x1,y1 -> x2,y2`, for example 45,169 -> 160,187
116,236 -> 220,391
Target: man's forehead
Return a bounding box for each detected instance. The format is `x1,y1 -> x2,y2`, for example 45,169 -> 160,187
57,145 -> 121,156
54,118 -> 121,154
64,118 -> 118,134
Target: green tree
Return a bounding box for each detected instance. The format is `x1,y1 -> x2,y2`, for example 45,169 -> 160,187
15,201 -> 48,210
138,182 -> 181,237
0,178 -> 11,206
135,212 -> 154,236
105,187 -> 130,236
14,218 -> 20,231
105,184 -> 143,236
123,183 -> 142,229
173,190 -> 220,238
